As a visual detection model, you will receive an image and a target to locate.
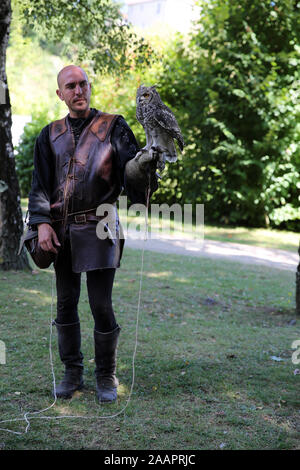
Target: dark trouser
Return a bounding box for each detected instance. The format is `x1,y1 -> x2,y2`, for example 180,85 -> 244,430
54,231 -> 117,332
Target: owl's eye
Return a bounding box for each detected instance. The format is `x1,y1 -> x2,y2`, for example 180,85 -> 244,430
143,93 -> 150,98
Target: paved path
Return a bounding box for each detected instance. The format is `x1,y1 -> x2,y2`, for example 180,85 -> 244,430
124,231 -> 298,272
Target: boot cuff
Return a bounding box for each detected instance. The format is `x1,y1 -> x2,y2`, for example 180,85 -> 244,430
94,325 -> 121,341
53,319 -> 81,329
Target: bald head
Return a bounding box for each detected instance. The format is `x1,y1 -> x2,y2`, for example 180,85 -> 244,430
56,65 -> 92,118
57,65 -> 89,89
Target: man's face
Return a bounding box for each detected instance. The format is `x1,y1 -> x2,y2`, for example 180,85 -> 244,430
56,66 -> 92,118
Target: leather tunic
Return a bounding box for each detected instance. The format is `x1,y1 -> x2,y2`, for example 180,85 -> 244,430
49,111 -> 121,218
49,111 -> 124,272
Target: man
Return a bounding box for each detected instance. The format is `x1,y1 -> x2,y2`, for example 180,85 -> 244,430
28,65 -> 158,403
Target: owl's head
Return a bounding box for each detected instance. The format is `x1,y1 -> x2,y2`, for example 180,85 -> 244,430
136,85 -> 160,106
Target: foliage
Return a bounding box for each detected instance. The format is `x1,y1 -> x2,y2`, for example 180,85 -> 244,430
15,109 -> 61,197
154,0 -> 300,229
7,9 -> 66,115
16,0 -> 153,75
90,0 -> 300,230
13,0 -> 300,229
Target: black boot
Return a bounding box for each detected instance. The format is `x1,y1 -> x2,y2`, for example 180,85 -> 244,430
53,320 -> 84,399
94,325 -> 121,403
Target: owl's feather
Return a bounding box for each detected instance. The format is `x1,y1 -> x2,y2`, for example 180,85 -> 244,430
136,85 -> 184,171
153,107 -> 184,151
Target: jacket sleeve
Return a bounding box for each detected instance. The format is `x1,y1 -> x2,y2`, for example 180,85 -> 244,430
28,125 -> 54,227
111,116 -> 157,204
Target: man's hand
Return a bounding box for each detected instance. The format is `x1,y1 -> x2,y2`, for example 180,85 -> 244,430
38,223 -> 61,254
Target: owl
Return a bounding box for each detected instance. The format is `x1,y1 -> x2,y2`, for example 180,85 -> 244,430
136,85 -> 184,171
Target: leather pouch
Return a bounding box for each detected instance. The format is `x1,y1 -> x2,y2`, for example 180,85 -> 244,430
18,227 -> 56,269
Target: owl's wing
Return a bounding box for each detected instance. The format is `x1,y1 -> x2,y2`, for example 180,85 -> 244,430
136,106 -> 144,127
153,105 -> 184,151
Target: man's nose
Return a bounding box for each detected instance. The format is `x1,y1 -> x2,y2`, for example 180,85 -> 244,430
75,84 -> 83,94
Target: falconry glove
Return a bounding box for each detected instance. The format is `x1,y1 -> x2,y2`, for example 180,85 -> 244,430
125,148 -> 159,193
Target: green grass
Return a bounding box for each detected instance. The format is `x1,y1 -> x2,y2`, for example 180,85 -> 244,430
21,198 -> 300,252
203,225 -> 299,253
0,248 -> 299,449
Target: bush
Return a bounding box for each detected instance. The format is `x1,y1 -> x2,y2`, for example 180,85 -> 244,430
15,109 -> 61,197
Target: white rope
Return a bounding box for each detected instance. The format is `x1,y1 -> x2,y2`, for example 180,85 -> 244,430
0,187 -> 150,435
0,274 -> 58,435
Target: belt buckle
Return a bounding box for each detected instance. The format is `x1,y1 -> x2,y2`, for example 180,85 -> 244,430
74,214 -> 86,224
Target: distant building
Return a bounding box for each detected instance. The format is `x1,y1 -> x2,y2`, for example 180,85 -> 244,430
123,0 -> 196,33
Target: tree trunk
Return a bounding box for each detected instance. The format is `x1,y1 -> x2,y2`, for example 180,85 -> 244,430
0,0 -> 29,270
296,243 -> 300,317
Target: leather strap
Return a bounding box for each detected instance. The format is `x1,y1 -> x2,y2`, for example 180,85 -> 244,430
90,112 -> 120,142
51,204 -> 116,225
50,117 -> 68,142
50,111 -> 120,143
52,210 -> 102,225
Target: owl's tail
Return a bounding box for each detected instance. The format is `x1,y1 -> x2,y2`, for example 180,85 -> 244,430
165,154 -> 177,163
176,134 -> 185,152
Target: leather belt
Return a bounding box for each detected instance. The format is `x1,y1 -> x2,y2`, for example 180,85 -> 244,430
52,210 -> 105,225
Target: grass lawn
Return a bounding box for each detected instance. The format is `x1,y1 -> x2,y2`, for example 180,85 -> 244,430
0,247 -> 299,450
203,225 -> 299,253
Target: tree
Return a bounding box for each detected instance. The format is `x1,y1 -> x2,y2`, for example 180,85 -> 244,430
296,243 -> 300,317
0,0 -> 28,269
0,0 -> 151,271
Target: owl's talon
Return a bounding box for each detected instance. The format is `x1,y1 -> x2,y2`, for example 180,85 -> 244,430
149,147 -> 161,162
135,148 -> 148,160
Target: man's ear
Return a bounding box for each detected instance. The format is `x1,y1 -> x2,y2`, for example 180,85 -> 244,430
56,89 -> 64,101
